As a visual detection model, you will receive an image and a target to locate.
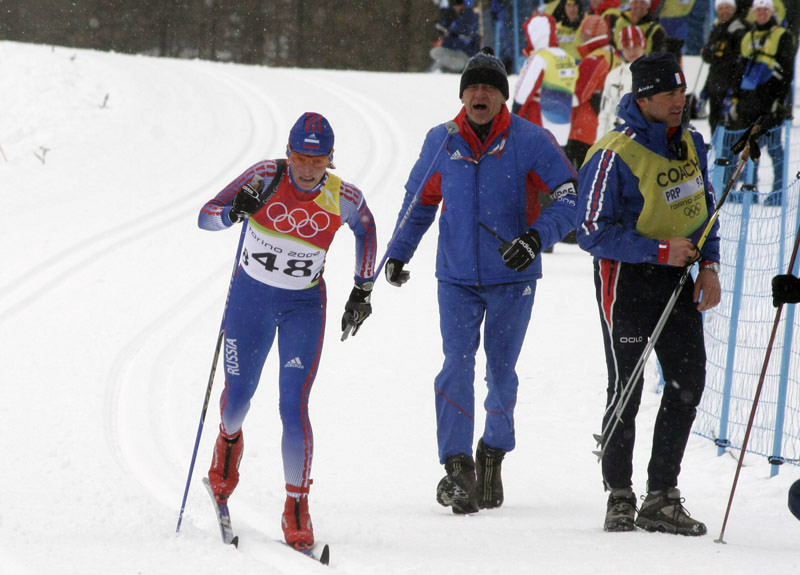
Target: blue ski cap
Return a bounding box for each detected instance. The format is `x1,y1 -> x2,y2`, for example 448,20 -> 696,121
789,479 -> 800,521
288,112 -> 334,156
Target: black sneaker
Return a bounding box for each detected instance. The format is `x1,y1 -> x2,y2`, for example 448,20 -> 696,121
635,488 -> 707,536
475,439 -> 505,509
436,454 -> 479,514
604,488 -> 637,532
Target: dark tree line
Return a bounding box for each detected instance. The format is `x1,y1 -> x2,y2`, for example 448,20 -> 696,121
0,0 -> 449,72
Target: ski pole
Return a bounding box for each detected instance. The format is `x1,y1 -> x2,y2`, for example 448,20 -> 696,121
175,224 -> 246,535
593,118 -> 764,461
715,218 -> 800,544
371,121 -> 459,282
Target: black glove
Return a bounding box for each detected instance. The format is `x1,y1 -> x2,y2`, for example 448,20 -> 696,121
385,259 -> 410,287
229,177 -> 265,223
772,274 -> 800,307
500,229 -> 542,272
341,282 -> 373,340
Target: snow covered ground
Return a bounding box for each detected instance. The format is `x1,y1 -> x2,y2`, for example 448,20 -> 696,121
1,41 -> 798,574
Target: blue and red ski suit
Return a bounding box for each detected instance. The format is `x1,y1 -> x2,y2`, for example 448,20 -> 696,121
199,160 -> 376,496
389,106 -> 578,463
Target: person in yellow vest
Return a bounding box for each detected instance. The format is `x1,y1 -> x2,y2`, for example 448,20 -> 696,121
550,0 -> 586,62
513,13 -> 579,147
728,0 -> 795,206
577,51 -> 721,536
514,12 -> 579,249
653,0 -> 697,56
612,0 -> 668,55
743,0 -> 787,26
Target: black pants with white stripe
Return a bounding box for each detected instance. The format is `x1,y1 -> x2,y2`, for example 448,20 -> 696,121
594,260 -> 706,493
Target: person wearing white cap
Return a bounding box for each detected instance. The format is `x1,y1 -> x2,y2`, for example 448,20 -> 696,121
728,0 -> 794,205
700,0 -> 751,134
744,0 -> 787,27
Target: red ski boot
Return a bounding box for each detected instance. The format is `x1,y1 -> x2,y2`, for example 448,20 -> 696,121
208,426 -> 243,503
281,494 -> 314,548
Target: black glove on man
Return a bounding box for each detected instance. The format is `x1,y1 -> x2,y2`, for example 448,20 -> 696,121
772,274 -> 800,307
500,228 -> 542,272
385,258 -> 410,287
229,176 -> 265,223
341,282 -> 373,340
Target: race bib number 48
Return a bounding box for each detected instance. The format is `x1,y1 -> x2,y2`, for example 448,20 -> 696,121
241,225 -> 326,290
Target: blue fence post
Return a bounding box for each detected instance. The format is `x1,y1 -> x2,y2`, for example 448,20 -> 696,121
769,119 -> 797,476
717,173 -> 755,456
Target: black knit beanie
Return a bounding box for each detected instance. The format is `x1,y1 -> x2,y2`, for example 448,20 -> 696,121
459,47 -> 509,100
630,51 -> 686,100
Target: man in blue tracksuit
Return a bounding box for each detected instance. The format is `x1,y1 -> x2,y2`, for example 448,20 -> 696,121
577,52 -> 721,536
385,47 -> 578,514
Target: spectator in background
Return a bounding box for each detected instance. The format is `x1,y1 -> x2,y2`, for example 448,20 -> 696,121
566,15 -> 617,170
597,25 -> 647,138
700,0 -> 751,135
728,0 -> 795,206
549,0 -> 586,62
611,0 -> 668,55
430,0 -> 481,73
514,14 -> 578,248
514,13 -> 578,147
653,0 -> 697,57
772,273 -> 800,306
588,0 -> 623,31
741,0 -> 788,26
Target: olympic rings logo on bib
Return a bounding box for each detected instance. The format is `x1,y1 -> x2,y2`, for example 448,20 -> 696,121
266,202 -> 330,238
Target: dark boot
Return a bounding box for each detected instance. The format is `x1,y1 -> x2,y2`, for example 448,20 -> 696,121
436,454 -> 479,514
604,487 -> 637,532
635,488 -> 707,536
475,439 -> 505,509
208,426 -> 243,503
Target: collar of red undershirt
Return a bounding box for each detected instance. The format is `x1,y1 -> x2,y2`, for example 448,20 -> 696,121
667,126 -> 679,142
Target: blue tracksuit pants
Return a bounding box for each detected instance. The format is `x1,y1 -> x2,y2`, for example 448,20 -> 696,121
434,280 -> 536,464
220,269 -> 326,494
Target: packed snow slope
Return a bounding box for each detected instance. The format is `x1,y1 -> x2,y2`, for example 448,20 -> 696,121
1,41 -> 798,575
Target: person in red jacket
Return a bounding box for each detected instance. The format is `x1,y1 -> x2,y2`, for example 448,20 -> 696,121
565,15 -> 618,170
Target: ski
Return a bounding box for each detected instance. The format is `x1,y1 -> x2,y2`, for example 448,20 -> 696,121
202,477 -> 239,548
202,477 -> 329,564
279,540 -> 330,566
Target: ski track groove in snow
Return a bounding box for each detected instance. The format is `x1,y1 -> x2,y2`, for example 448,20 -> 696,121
0,57 -> 277,325
103,58 -> 282,498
